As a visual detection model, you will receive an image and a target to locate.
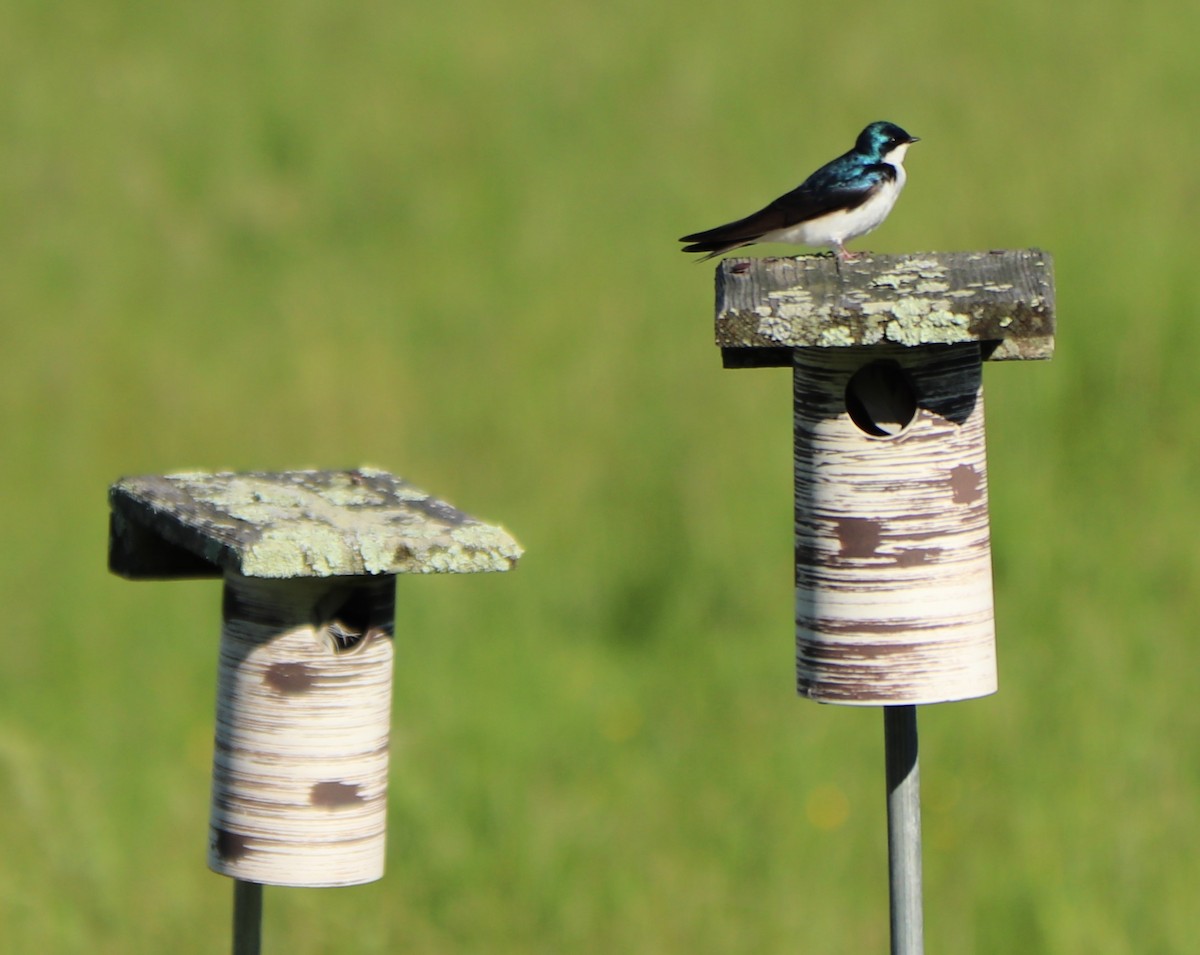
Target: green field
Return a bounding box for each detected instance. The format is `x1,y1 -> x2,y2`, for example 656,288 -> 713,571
3,0 -> 1199,951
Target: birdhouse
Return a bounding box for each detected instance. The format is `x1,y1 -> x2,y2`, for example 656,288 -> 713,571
716,250 -> 1054,705
108,468 -> 523,888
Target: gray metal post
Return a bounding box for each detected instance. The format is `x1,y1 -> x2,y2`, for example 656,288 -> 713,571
232,879 -> 262,955
884,705 -> 923,955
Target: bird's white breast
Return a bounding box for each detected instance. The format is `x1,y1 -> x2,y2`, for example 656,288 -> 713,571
766,156 -> 909,250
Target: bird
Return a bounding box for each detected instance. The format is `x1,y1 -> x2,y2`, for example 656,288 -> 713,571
679,121 -> 919,262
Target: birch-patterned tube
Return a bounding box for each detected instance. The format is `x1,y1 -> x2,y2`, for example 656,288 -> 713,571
209,573 -> 395,886
794,342 -> 996,705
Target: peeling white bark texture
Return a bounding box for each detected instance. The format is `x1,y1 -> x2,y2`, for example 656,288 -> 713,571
794,343 -> 996,704
209,574 -> 395,886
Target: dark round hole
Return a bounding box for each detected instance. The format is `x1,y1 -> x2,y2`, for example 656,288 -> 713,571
845,360 -> 917,437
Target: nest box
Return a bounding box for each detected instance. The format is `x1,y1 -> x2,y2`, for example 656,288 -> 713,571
716,250 -> 1055,705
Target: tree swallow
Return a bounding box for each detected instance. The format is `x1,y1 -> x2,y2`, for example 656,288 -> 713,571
679,121 -> 919,261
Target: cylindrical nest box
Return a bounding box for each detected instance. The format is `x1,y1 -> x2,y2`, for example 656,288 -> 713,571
108,468 -> 523,888
211,574 -> 395,886
793,342 -> 992,704
715,250 -> 1055,706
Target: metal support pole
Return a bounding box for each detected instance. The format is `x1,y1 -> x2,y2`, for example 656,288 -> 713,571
884,705 -> 924,955
232,879 -> 263,955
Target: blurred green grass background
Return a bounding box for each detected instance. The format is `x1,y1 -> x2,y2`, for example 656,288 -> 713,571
2,0 -> 1199,951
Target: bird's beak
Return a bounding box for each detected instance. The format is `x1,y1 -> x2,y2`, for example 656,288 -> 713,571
909,136 -> 921,144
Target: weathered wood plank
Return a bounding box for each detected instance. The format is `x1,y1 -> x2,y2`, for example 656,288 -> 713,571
109,467 -> 523,579
715,249 -> 1055,365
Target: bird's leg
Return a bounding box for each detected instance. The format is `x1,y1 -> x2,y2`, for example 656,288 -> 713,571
833,243 -> 855,303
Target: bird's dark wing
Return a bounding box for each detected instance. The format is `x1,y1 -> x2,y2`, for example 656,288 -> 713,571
781,160 -> 896,220
680,162 -> 897,259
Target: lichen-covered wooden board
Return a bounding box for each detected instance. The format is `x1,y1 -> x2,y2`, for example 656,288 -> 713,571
109,468 -> 524,579
716,249 -> 1055,366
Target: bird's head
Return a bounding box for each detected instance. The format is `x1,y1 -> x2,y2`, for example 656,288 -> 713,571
856,121 -> 920,164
